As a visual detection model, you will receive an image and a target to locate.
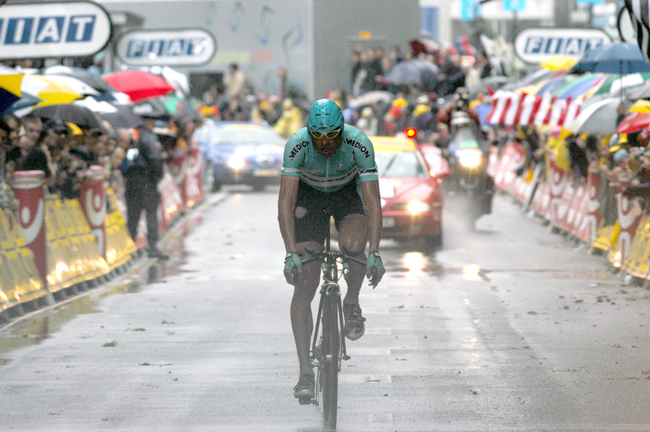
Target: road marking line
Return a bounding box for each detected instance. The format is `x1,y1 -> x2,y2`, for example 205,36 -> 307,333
369,413 -> 393,426
339,374 -> 392,384
354,348 -> 391,355
366,327 -> 391,334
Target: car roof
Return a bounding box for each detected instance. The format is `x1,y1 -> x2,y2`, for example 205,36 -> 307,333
368,136 -> 417,153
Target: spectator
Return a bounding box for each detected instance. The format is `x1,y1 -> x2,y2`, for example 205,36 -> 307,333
11,115 -> 55,188
224,63 -> 247,101
355,106 -> 379,136
121,113 -> 169,260
273,99 -> 304,139
434,49 -> 466,97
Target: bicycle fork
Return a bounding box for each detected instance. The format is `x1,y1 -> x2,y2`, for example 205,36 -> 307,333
309,282 -> 349,406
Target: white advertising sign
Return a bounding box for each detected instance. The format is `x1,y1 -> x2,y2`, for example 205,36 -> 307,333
0,1 -> 112,59
116,29 -> 217,66
514,27 -> 612,64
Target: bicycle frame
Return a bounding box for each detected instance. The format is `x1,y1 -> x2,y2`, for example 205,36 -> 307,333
301,233 -> 365,430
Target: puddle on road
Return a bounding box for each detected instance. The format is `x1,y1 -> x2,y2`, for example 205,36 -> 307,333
0,208 -> 207,363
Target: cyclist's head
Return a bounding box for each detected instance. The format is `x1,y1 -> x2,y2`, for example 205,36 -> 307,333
307,99 -> 344,158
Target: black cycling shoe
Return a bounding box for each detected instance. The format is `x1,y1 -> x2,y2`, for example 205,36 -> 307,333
293,373 -> 315,399
343,303 -> 366,341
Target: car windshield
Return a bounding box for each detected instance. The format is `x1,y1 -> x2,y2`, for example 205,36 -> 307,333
212,127 -> 283,145
375,151 -> 427,178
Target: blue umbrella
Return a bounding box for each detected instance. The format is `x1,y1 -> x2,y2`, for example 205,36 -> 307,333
570,42 -> 650,75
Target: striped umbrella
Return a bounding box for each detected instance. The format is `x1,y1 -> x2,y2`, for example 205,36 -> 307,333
584,73 -> 650,98
556,74 -> 602,99
0,65 -> 24,114
21,75 -> 84,108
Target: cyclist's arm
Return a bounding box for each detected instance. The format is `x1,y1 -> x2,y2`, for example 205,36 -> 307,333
278,175 -> 300,253
361,179 -> 382,253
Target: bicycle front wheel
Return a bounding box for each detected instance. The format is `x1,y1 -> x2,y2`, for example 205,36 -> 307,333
321,290 -> 340,430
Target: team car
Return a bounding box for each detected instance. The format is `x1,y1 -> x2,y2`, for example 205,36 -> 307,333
371,134 -> 449,247
195,120 -> 285,191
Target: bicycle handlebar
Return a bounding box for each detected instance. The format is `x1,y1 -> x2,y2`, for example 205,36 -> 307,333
300,250 -> 367,267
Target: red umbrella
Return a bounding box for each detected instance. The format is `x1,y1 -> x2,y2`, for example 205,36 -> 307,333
102,70 -> 175,102
616,111 -> 650,134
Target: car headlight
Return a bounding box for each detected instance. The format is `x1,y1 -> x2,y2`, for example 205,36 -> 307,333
458,149 -> 482,168
407,200 -> 431,215
227,156 -> 246,170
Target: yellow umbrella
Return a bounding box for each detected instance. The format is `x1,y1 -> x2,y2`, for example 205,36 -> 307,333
540,56 -> 578,71
0,65 -> 24,112
21,74 -> 83,107
516,77 -> 552,95
629,99 -> 650,114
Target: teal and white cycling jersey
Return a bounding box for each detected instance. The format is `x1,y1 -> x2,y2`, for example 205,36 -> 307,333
281,124 -> 378,193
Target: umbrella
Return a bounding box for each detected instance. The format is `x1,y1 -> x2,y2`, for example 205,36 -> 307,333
163,94 -> 202,121
586,73 -> 650,98
534,74 -> 576,95
570,42 -> 650,75
100,104 -> 145,129
73,96 -> 119,114
629,99 -> 650,114
21,75 -> 83,107
41,74 -> 100,96
616,111 -> 650,134
4,93 -> 42,115
540,55 -> 578,71
131,97 -> 171,120
0,65 -> 24,113
44,65 -> 114,93
385,59 -> 439,87
556,74 -> 602,99
567,98 -> 622,134
30,103 -> 105,131
409,37 -> 442,56
103,70 -> 175,102
349,91 -> 395,108
628,80 -> 650,100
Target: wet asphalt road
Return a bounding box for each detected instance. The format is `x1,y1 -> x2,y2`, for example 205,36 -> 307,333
0,186 -> 649,431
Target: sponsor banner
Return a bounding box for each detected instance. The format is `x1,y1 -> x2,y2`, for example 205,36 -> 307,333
567,185 -> 588,241
514,27 -> 611,64
578,170 -> 604,245
158,170 -> 185,231
555,181 -> 575,231
494,142 -> 525,192
546,157 -> 569,227
592,224 -> 615,252
0,1 -> 112,60
184,146 -> 205,208
116,28 -> 216,67
11,171 -> 47,286
614,192 -> 643,269
79,166 -> 106,258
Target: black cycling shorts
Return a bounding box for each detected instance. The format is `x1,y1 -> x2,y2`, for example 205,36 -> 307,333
294,180 -> 366,244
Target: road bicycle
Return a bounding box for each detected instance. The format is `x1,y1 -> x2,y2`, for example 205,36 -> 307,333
298,234 -> 366,431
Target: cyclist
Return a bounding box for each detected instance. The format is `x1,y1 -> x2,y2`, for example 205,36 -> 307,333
278,99 -> 385,400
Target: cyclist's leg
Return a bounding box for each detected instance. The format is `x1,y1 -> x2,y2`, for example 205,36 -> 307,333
337,213 -> 369,303
291,240 -> 322,377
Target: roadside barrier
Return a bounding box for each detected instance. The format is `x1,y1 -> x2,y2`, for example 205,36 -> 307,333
0,147 -> 205,322
492,141 -> 650,282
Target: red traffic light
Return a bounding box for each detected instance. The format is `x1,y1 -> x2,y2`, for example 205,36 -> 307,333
405,128 -> 417,139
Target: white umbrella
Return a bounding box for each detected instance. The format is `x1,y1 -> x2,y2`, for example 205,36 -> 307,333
567,97 -> 622,134
42,74 -> 100,96
73,96 -> 118,113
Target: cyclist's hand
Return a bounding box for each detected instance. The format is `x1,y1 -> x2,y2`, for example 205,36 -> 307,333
283,252 -> 302,285
366,252 -> 385,288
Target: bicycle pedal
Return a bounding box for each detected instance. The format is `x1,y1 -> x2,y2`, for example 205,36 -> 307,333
298,396 -> 314,405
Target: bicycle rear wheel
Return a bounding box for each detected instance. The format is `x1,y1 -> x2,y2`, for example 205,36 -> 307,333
321,290 -> 340,430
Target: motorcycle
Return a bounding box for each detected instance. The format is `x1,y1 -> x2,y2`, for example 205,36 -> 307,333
448,125 -> 494,230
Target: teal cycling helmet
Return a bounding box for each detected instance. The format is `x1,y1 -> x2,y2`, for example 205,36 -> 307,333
307,99 -> 344,134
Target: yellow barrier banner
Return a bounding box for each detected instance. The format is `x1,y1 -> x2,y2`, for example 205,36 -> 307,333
622,215 -> 650,279
105,188 -> 136,270
592,225 -> 615,253
45,195 -> 110,293
0,209 -> 46,310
